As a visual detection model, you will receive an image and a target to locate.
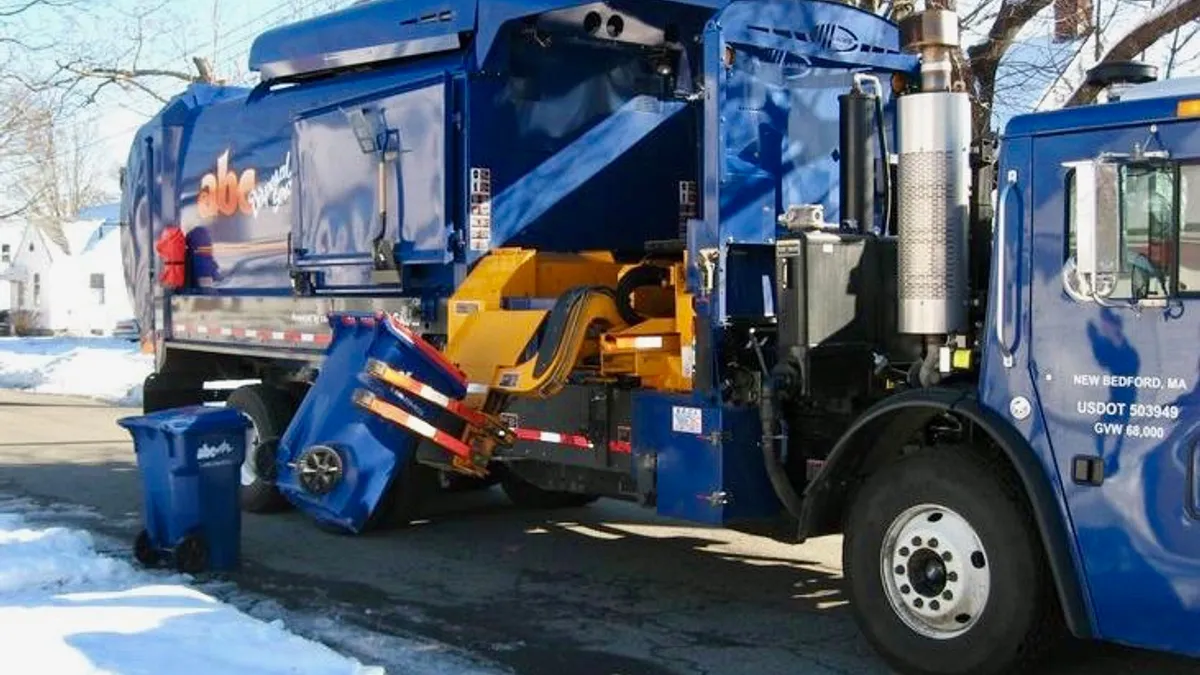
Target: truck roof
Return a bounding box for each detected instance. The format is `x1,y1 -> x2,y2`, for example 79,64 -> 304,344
1003,85 -> 1200,139
249,0 -> 726,83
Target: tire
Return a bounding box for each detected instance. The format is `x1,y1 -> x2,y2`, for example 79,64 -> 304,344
500,470 -> 599,509
133,529 -> 160,567
843,446 -> 1057,675
174,532 -> 209,574
371,454 -> 443,529
226,384 -> 295,513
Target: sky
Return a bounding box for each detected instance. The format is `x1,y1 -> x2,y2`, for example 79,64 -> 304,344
5,0 -> 1199,210
4,0 -> 347,203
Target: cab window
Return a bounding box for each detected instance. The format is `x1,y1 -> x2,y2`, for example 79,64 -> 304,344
1119,162 -> 1175,298
1065,161 -> 1200,299
1178,164 -> 1200,293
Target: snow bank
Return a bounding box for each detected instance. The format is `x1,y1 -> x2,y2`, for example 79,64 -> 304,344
0,337 -> 152,406
0,510 -> 383,675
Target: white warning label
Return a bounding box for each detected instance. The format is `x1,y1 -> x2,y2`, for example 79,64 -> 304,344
671,406 -> 702,434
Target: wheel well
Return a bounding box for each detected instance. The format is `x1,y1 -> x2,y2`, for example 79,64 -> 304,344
799,388 -> 1095,640
159,347 -> 315,388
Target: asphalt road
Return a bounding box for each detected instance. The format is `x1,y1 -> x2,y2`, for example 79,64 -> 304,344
0,389 -> 1196,675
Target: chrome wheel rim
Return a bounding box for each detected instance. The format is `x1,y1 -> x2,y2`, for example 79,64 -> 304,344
880,503 -> 990,640
297,446 -> 343,495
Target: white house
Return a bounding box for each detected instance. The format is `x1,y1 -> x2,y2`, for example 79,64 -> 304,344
6,221 -> 70,331
4,204 -> 133,335
63,204 -> 134,335
0,222 -> 24,312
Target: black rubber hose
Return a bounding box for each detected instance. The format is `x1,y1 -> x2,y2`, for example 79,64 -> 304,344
761,366 -> 805,521
873,91 -> 893,235
615,264 -> 671,326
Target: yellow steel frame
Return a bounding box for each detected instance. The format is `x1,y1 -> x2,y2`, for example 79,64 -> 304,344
445,248 -> 695,402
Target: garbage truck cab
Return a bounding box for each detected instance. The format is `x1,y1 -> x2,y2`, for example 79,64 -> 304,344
975,83 -> 1200,658
118,0 -> 1200,673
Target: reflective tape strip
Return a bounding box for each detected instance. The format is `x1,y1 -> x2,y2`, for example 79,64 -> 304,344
608,441 -> 632,454
171,324 -> 331,347
513,428 -> 593,449
356,391 -> 473,460
364,360 -> 495,428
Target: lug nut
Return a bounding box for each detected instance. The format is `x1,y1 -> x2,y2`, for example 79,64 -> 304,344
914,598 -> 924,609
943,590 -> 953,601
895,566 -> 905,575
942,551 -> 953,562
899,547 -> 910,557
948,572 -> 958,582
912,536 -> 922,547
928,538 -> 939,548
930,600 -> 940,611
901,585 -> 911,595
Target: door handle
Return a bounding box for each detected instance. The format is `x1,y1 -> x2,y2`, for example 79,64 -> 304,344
995,170 -> 1018,368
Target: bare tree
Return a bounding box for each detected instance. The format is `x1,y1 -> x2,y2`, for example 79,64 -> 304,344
1063,0 -> 1200,105
901,0 -> 1200,135
1164,22 -> 1200,78
6,96 -> 107,248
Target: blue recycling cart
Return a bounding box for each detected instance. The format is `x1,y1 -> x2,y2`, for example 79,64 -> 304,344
275,311 -> 469,533
118,405 -> 249,573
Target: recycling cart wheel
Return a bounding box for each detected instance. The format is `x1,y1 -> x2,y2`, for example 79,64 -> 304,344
227,384 -> 294,513
174,532 -> 210,574
133,529 -> 160,567
843,446 -> 1058,675
296,445 -> 344,495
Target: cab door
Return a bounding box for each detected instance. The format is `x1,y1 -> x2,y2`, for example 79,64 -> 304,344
1025,119 -> 1200,654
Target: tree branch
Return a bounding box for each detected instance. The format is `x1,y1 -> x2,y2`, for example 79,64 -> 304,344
963,0 -> 1056,134
1064,0 -> 1200,106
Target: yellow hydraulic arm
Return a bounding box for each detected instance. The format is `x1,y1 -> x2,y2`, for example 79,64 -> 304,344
447,285 -> 624,399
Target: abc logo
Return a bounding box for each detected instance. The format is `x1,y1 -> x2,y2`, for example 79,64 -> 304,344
198,150 -> 256,219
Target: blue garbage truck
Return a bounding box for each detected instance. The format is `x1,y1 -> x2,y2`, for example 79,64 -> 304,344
119,0 -> 1200,672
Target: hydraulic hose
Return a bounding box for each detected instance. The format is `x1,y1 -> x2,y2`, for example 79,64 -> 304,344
749,330 -> 805,521
615,264 -> 671,326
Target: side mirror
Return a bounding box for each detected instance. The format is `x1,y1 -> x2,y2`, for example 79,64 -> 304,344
1071,158 -> 1121,298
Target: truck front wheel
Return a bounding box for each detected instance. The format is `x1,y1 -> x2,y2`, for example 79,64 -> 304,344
227,384 -> 295,513
843,446 -> 1057,675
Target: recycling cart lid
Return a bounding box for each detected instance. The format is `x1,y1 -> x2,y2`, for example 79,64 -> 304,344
118,405 -> 252,435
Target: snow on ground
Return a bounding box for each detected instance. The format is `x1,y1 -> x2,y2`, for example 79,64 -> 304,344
0,337 -> 152,406
0,504 -> 384,675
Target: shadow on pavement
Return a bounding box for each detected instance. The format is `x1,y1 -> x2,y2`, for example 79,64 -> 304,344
0,459 -> 1197,675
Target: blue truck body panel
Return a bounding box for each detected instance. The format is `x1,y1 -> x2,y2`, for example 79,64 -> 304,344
249,0 -> 475,81
982,94 -> 1200,655
634,391 -> 782,524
